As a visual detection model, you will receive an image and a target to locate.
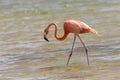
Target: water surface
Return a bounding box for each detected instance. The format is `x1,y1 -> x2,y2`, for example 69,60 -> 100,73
0,0 -> 120,80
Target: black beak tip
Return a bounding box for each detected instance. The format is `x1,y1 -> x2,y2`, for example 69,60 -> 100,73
44,35 -> 49,42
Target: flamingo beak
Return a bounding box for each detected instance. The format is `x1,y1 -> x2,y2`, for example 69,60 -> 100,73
44,34 -> 49,42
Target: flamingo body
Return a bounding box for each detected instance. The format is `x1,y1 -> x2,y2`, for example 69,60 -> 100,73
63,20 -> 97,34
44,20 -> 97,65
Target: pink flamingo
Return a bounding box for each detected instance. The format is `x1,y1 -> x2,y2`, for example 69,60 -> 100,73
44,20 -> 97,65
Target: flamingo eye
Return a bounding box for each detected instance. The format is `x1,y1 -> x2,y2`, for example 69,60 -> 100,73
44,28 -> 49,35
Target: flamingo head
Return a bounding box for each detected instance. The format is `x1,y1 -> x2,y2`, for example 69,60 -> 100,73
44,28 -> 49,42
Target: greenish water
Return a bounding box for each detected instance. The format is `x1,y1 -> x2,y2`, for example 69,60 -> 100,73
0,0 -> 120,80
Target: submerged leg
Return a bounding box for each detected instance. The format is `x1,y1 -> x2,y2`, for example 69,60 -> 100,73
67,34 -> 76,65
77,35 -> 89,65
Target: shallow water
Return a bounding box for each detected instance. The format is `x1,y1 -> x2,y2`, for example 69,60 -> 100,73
0,0 -> 120,80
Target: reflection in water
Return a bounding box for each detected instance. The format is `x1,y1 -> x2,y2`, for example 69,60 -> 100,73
0,0 -> 120,80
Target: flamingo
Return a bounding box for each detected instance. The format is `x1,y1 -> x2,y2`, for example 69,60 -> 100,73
44,20 -> 97,65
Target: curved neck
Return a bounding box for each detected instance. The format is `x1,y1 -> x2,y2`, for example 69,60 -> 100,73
47,23 -> 68,41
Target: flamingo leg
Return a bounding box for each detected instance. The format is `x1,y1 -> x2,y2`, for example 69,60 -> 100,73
67,34 -> 76,65
77,35 -> 89,65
